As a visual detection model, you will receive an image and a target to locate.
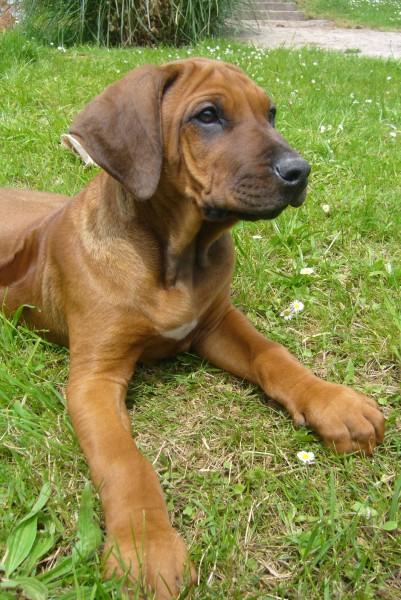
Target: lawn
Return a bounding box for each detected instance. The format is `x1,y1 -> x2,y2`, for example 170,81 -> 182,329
300,0 -> 401,30
0,31 -> 400,599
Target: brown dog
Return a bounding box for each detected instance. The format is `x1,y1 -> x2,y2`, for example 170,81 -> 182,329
0,58 -> 384,598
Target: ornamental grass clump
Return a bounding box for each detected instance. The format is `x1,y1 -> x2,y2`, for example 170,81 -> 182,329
21,0 -> 242,46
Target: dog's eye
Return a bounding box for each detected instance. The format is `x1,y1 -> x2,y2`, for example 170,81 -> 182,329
268,106 -> 276,127
195,107 -> 219,124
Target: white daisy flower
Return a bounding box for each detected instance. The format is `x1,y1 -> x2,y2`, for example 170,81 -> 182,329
297,450 -> 315,464
289,300 -> 304,314
321,204 -> 331,214
300,267 -> 314,275
280,299 -> 304,320
280,308 -> 293,321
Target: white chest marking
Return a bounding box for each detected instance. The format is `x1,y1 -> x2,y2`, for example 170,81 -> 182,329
160,319 -> 198,340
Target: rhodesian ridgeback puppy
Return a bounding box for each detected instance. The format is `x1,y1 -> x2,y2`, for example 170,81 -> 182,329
0,58 -> 384,598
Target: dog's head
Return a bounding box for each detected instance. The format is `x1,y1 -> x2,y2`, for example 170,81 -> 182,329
70,58 -> 310,221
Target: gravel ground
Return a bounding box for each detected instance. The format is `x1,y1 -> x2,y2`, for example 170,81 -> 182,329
235,20 -> 401,59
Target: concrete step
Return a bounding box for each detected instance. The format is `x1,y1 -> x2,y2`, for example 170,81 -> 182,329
234,18 -> 330,29
252,2 -> 298,8
236,9 -> 309,21
267,9 -> 308,19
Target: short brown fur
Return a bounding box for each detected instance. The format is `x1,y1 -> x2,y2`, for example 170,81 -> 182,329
0,59 -> 384,599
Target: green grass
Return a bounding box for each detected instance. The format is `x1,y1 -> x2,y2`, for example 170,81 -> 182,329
299,0 -> 401,30
1,31 -> 400,599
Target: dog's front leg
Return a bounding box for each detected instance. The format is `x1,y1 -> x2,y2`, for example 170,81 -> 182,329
67,352 -> 195,599
194,304 -> 384,454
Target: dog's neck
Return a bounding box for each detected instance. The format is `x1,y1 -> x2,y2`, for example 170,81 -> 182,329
94,174 -> 235,287
139,185 -> 236,287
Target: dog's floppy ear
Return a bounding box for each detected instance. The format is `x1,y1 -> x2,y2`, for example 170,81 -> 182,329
69,64 -> 178,200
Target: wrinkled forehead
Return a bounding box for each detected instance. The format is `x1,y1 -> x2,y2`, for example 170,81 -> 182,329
165,58 -> 271,117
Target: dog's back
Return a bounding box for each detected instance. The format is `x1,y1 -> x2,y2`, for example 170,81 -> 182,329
0,188 -> 67,253
0,188 -> 68,328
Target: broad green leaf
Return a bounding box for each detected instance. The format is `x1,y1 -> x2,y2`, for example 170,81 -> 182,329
3,516 -> 38,577
5,576 -> 48,600
22,524 -> 56,575
19,483 -> 52,525
382,520 -> 398,531
2,483 -> 52,577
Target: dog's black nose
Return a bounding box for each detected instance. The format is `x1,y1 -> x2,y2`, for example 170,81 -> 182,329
274,155 -> 311,186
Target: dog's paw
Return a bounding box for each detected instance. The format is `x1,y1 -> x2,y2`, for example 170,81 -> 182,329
104,525 -> 196,599
292,382 -> 384,454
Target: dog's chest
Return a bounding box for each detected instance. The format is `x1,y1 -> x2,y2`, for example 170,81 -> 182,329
144,275 -> 220,349
149,282 -> 201,340
160,318 -> 198,340
139,287 -> 201,361
139,233 -> 234,356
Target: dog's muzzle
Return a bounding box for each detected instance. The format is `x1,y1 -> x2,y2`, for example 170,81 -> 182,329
202,153 -> 311,223
273,154 -> 311,207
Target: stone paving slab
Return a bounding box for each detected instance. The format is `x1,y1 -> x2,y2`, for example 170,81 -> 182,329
235,21 -> 401,59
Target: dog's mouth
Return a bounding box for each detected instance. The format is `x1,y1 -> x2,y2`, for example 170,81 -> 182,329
203,188 -> 307,223
203,206 -> 285,222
